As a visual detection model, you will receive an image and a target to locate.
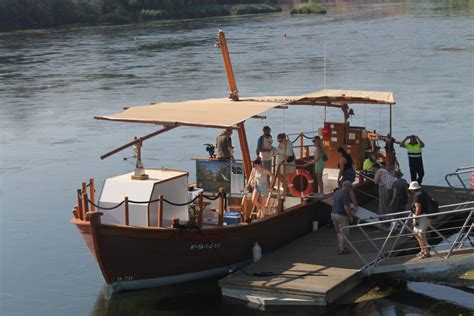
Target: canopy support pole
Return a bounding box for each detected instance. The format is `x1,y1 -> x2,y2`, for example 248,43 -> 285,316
389,104 -> 392,136
100,125 -> 175,160
237,122 -> 252,178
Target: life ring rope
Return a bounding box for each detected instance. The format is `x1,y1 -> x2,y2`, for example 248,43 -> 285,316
288,168 -> 314,197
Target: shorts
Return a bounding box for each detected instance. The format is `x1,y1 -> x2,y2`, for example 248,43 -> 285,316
315,159 -> 324,174
262,160 -> 272,172
413,217 -> 431,234
342,168 -> 356,183
255,182 -> 269,195
331,213 -> 350,236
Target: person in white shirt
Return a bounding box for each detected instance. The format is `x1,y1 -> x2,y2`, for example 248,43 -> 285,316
256,126 -> 273,173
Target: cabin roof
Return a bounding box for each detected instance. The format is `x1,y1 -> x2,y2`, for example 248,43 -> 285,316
294,89 -> 396,105
94,98 -> 283,128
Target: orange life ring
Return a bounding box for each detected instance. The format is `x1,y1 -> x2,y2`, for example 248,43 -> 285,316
288,168 -> 314,197
470,172 -> 474,189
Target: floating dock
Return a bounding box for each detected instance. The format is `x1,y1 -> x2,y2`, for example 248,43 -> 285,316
219,225 -> 372,306
219,196 -> 474,307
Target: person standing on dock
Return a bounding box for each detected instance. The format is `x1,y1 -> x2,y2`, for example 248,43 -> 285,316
373,163 -> 396,215
336,147 -> 358,210
312,136 -> 326,198
400,135 -> 425,184
256,126 -> 273,173
331,181 -> 356,255
389,170 -> 409,213
216,128 -> 235,162
409,181 -> 431,259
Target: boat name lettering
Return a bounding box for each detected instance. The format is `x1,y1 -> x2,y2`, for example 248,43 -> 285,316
116,276 -> 134,281
190,243 -> 221,250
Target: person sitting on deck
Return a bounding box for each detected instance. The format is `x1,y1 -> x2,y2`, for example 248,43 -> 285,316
216,128 -> 235,162
331,181 -> 357,255
246,158 -> 274,219
362,153 -> 377,179
408,181 -> 432,259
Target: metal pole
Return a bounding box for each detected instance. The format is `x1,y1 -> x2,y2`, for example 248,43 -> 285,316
446,210 -> 473,258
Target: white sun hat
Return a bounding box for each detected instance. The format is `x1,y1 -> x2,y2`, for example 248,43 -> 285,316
408,181 -> 421,190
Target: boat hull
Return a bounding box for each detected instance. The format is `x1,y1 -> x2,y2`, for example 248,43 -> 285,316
73,199 -> 333,292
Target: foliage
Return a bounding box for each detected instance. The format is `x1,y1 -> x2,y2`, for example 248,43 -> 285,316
0,0 -> 283,32
138,9 -> 169,21
290,1 -> 327,15
229,3 -> 281,15
98,12 -> 131,24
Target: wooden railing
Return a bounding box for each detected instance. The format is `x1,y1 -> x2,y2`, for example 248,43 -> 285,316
73,180 -> 226,229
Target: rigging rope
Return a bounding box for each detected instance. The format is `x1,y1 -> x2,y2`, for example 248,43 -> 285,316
85,192 -> 225,210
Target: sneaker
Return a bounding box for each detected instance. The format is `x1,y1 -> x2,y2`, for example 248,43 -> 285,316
420,253 -> 431,259
317,193 -> 325,199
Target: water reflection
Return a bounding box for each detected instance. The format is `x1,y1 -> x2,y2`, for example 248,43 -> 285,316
92,279 -> 473,315
1,0 -> 474,315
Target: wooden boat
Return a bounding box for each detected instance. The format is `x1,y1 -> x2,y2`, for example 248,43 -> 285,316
72,31 -> 422,293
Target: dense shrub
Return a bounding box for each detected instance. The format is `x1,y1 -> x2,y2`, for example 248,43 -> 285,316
0,0 -> 283,32
138,9 -> 169,21
179,5 -> 230,18
229,3 -> 281,15
290,2 -> 327,15
98,12 -> 131,24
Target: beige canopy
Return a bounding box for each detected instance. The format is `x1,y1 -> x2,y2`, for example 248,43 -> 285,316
294,89 -> 396,105
95,98 -> 284,128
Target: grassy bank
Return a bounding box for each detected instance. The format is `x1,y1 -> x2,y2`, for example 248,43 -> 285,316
0,1 -> 281,32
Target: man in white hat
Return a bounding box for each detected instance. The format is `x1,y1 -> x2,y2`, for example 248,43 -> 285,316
408,181 -> 431,258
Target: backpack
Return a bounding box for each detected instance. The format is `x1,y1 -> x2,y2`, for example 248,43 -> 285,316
426,194 -> 440,214
417,191 -> 439,214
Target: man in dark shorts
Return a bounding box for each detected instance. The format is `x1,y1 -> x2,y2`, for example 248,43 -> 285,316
331,181 -> 356,255
409,181 -> 431,258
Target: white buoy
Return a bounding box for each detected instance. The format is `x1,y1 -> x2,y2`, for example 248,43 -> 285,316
253,242 -> 262,262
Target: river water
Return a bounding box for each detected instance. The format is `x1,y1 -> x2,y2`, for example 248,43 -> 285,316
1,0 -> 473,315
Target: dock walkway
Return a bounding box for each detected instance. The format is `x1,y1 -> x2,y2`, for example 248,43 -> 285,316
219,225 -> 374,306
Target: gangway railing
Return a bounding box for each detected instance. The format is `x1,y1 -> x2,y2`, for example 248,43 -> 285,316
445,166 -> 474,201
341,201 -> 474,272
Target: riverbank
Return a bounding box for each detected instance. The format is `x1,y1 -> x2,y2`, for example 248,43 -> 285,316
0,0 -> 283,32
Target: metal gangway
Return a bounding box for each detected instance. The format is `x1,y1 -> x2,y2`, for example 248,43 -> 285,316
445,166 -> 474,202
341,201 -> 474,275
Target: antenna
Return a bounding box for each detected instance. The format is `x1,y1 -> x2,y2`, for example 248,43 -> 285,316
323,42 -> 326,89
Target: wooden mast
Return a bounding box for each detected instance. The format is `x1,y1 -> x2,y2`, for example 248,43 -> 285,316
217,30 -> 251,176
217,30 -> 239,101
